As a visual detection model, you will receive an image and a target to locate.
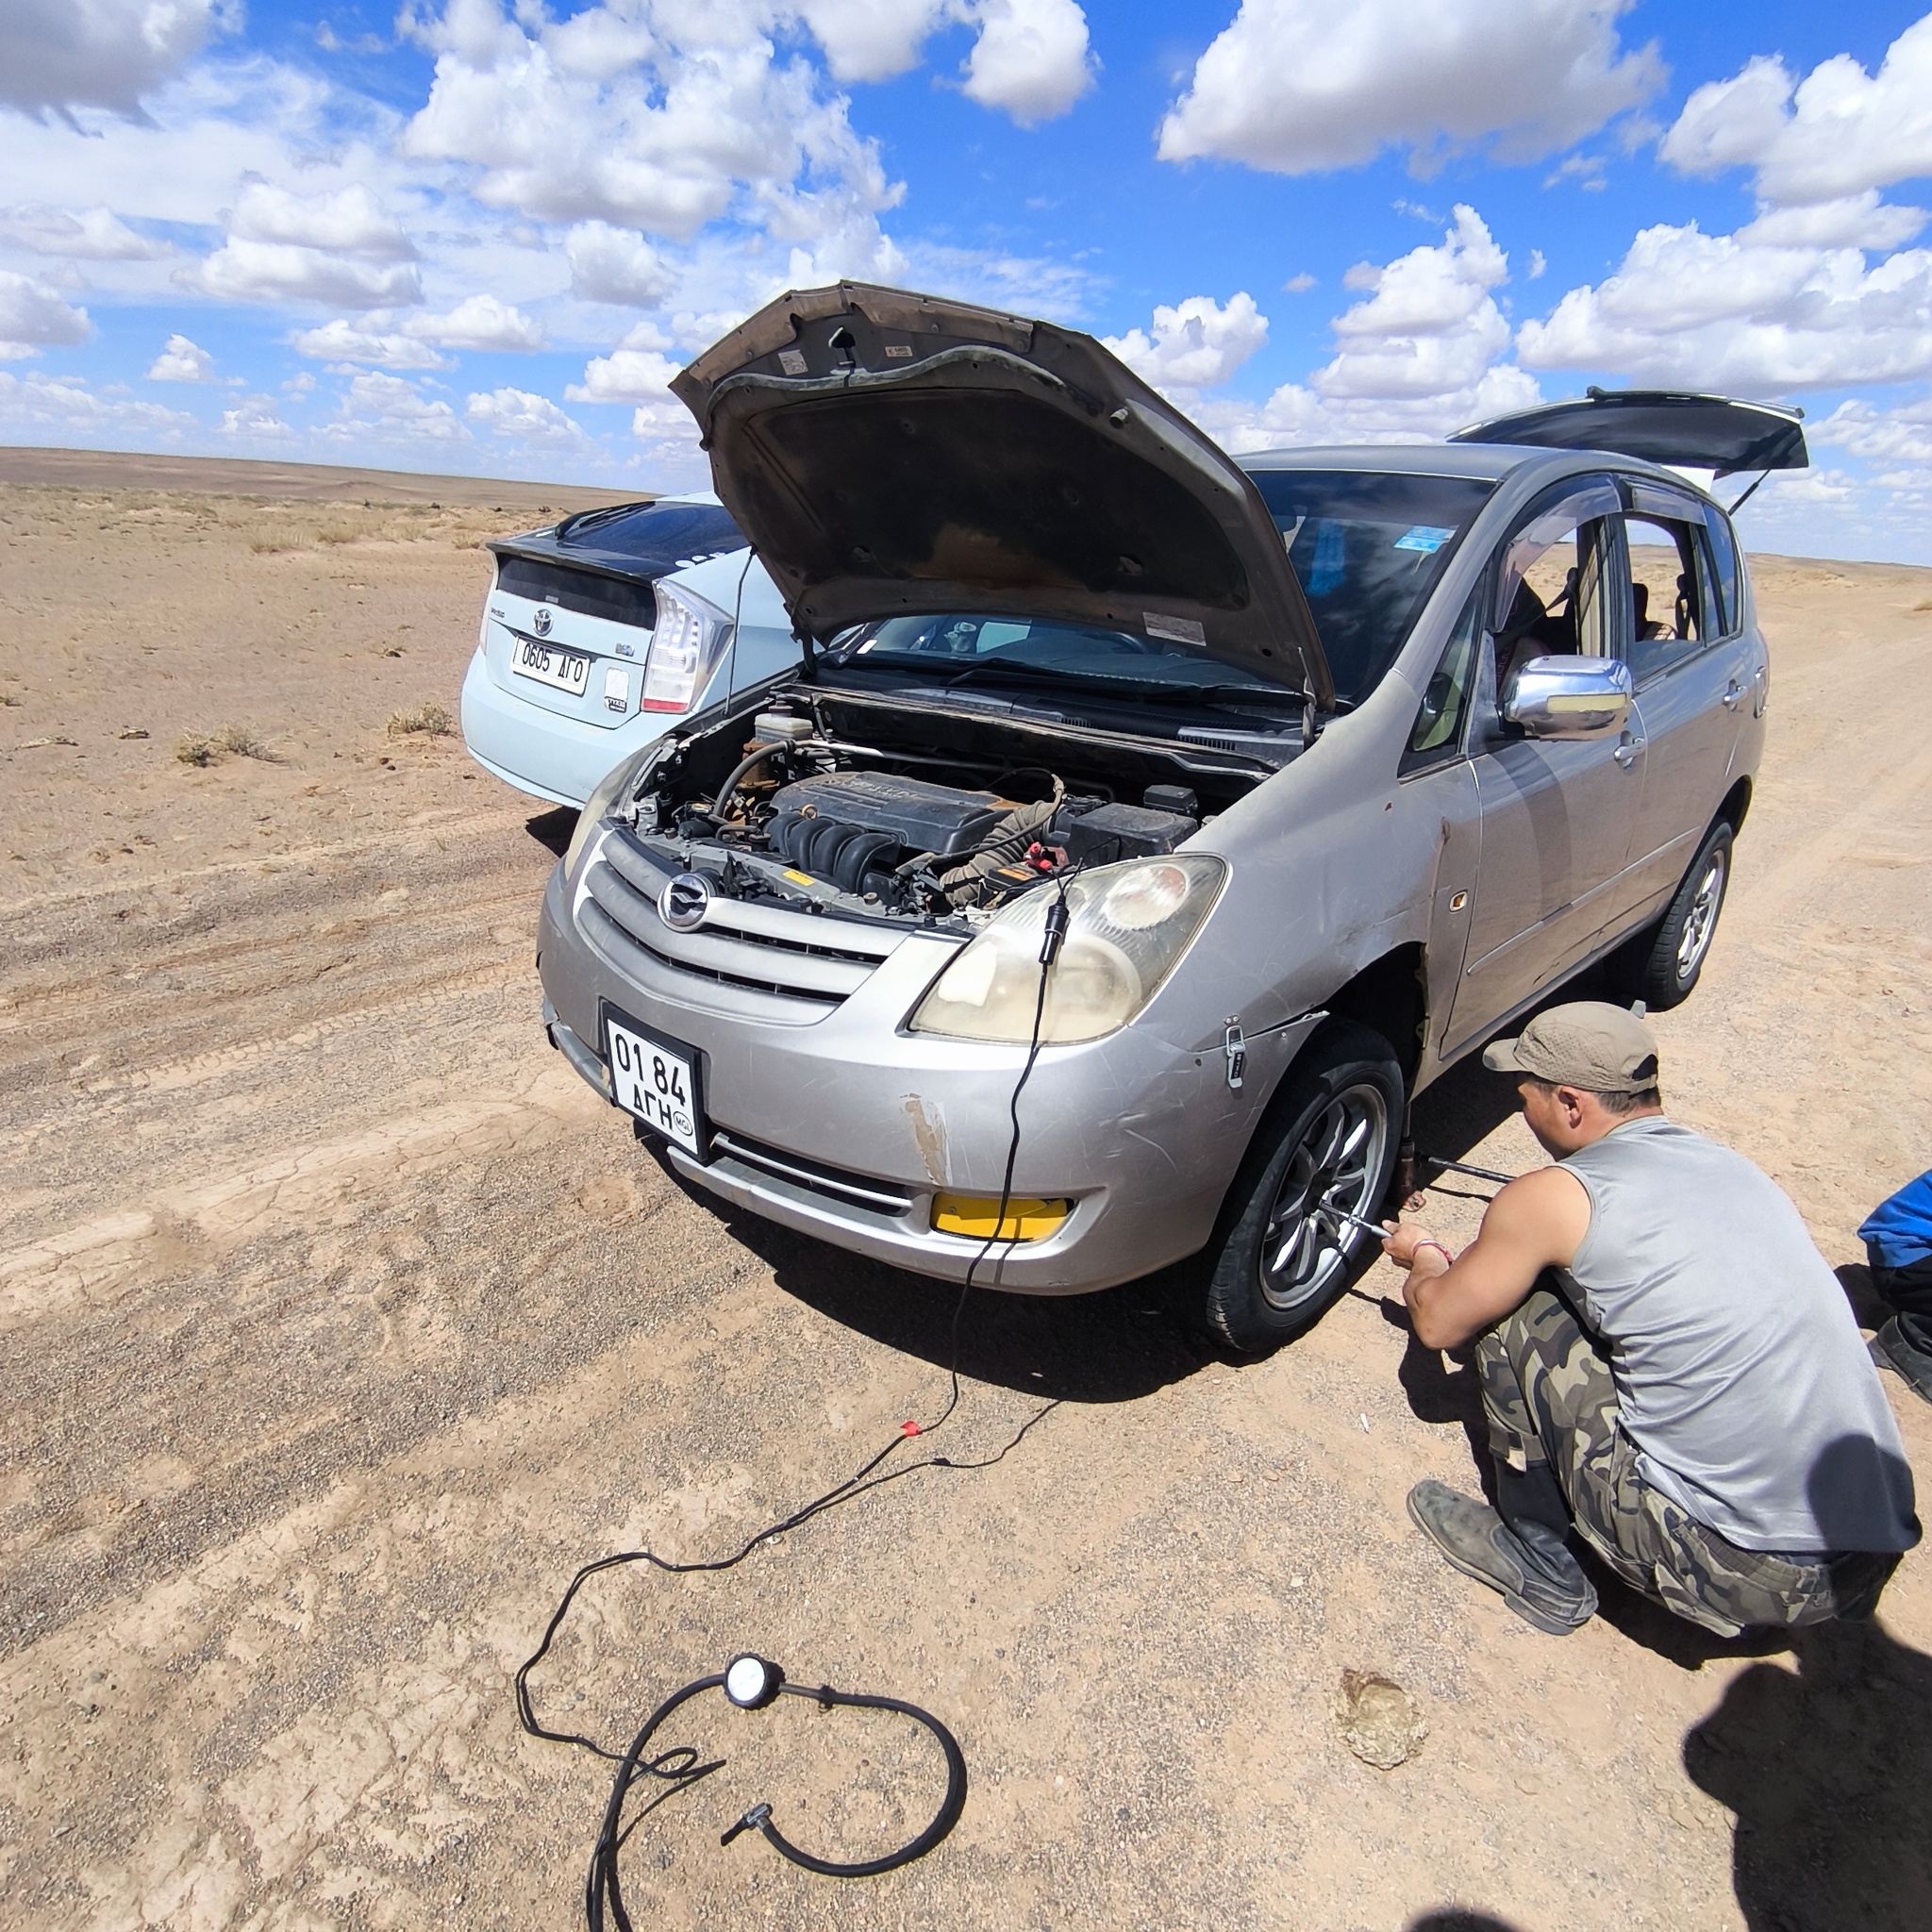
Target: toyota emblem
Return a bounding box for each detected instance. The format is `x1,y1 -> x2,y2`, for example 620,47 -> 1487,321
658,872 -> 711,932
532,606 -> 553,636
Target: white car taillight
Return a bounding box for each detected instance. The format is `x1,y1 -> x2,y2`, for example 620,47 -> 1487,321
641,581 -> 732,713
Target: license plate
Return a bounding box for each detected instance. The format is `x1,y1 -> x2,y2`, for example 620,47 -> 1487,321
605,1011 -> 707,1159
509,634 -> 590,696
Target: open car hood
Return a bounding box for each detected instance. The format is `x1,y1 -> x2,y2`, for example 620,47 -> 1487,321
1449,390 -> 1807,479
671,283 -> 1331,708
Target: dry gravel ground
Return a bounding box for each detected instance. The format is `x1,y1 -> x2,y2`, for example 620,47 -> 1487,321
2,455 -> 1929,1932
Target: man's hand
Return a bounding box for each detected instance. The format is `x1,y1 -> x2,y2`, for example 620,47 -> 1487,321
1385,1167 -> 1592,1351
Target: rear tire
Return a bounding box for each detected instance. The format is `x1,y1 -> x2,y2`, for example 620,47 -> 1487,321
1618,821 -> 1732,1012
1203,1021 -> 1405,1357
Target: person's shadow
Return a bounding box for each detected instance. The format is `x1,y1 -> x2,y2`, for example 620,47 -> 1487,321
1682,1439 -> 1930,1930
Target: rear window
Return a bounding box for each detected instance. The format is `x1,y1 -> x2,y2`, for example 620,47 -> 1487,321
560,500 -> 742,571
493,554 -> 658,627
1249,470 -> 1495,704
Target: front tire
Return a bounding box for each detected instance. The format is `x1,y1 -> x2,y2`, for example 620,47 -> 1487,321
1203,1021 -> 1405,1357
1619,821 -> 1732,1012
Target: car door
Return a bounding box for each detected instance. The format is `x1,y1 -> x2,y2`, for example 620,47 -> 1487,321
1612,480 -> 1755,931
1442,478 -> 1646,1058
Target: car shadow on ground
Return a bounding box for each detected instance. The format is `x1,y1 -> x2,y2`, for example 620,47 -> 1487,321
696,1189 -> 1215,1405
525,805 -> 577,857
1683,1613 -> 1932,1930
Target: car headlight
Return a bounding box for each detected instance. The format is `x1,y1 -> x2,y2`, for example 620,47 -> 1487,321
908,855 -> 1226,1044
642,580 -> 733,713
562,749 -> 649,880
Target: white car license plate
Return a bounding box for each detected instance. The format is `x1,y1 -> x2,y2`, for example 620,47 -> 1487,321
509,634 -> 591,696
606,1014 -> 706,1158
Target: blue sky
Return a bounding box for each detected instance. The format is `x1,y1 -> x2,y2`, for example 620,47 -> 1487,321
5,1 -> 1932,558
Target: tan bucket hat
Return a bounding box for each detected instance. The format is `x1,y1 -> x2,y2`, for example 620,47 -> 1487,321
1481,1001 -> 1660,1094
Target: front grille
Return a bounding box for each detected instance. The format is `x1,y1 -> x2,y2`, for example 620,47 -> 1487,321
580,826 -> 906,1018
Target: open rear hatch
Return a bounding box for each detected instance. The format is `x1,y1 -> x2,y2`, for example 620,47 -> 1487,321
671,282 -> 1332,708
1449,390 -> 1807,479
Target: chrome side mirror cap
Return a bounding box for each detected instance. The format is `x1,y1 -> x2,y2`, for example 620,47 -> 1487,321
1502,654 -> 1633,741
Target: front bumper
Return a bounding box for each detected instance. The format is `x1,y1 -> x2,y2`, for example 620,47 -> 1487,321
536,837 -> 1320,1294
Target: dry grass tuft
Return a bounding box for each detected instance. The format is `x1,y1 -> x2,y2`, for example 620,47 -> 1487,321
175,724 -> 277,766
387,701 -> 455,738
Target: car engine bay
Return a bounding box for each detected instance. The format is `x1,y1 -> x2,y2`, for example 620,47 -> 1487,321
612,686 -> 1280,927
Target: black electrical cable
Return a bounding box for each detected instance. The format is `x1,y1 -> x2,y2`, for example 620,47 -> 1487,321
519,873 -> 1075,1924
586,1668 -> 968,1928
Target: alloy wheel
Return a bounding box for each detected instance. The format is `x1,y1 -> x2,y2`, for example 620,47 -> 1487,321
1674,846 -> 1728,982
1257,1082 -> 1391,1313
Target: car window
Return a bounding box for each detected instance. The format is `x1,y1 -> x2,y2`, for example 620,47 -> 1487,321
1406,588 -> 1483,765
1490,483 -> 1620,698
1703,508 -> 1743,636
1247,470 -> 1494,707
1623,512 -> 1709,684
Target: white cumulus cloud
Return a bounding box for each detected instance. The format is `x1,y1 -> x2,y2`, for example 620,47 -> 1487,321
400,0 -> 899,243
466,385 -> 585,441
0,203 -> 168,258
566,220 -> 675,306
191,238 -> 424,308
1515,219 -> 1932,391
291,319 -> 450,371
959,0 -> 1094,126
322,369 -> 467,443
0,270 -> 92,358
0,0 -> 224,119
1158,0 -> 1662,175
0,367 -> 192,433
1193,207 -> 1541,450
227,180 -> 418,261
146,332 -> 215,381
1104,292 -> 1267,391
187,181 -> 425,309
1661,19 -> 1932,207
566,345 -> 682,404
221,392 -> 294,439
407,292 -> 544,352
1812,395 -> 1932,466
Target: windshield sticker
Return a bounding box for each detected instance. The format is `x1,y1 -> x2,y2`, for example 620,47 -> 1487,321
1394,525 -> 1457,554
1144,612 -> 1206,646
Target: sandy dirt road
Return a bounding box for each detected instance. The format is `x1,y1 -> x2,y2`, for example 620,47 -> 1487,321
2,461 -> 1928,1932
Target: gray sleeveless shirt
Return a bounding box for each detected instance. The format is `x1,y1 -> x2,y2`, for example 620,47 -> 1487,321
1557,1117 -> 1918,1554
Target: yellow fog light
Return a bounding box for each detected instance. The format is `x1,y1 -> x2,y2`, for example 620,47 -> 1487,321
931,1193 -> 1072,1241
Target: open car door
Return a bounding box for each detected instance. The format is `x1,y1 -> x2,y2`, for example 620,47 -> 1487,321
1449,391 -> 1807,480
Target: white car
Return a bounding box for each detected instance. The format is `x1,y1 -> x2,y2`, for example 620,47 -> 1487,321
459,491 -> 797,807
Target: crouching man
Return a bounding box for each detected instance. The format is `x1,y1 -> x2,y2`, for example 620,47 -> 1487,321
1386,1003 -> 1920,1639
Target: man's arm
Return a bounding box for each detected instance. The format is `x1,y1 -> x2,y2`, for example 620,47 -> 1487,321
1382,1166 -> 1591,1350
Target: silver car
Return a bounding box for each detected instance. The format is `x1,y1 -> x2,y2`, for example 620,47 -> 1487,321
535,284 -> 1797,1353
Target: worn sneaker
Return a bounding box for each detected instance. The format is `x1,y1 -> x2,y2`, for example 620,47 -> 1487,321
1407,1479 -> 1598,1636
1871,1316 -> 1932,1406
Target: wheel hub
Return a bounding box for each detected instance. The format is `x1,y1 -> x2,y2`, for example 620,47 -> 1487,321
1257,1083 -> 1390,1313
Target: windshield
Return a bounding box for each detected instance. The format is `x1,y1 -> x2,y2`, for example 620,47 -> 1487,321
1248,470 -> 1494,703
824,613 -> 1297,694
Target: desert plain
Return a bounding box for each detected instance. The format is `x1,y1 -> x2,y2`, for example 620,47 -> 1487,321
2,447 -> 1928,1931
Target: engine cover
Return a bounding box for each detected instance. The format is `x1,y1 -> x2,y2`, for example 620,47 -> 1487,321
768,772 -> 1006,858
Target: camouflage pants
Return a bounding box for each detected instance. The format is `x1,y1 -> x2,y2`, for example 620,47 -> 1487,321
1477,1288 -> 1898,1638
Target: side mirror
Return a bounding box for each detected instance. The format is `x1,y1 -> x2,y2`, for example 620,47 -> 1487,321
1502,655 -> 1632,741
